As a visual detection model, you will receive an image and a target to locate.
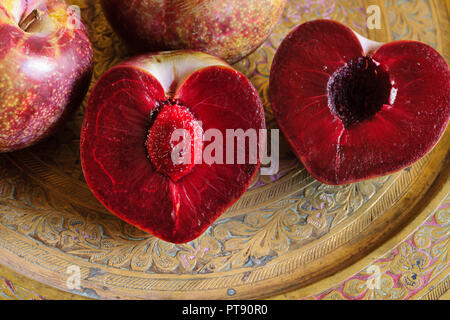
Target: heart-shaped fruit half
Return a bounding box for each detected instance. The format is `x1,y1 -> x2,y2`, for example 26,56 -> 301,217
81,51 -> 266,243
270,19 -> 450,185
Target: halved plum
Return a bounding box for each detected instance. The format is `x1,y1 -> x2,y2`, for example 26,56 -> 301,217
270,19 -> 450,185
81,51 -> 265,243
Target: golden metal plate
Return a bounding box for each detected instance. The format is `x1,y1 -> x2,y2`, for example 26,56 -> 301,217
0,0 -> 448,299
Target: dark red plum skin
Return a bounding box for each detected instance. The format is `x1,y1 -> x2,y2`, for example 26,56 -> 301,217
270,20 -> 450,185
81,53 -> 266,244
100,0 -> 286,64
0,0 -> 94,152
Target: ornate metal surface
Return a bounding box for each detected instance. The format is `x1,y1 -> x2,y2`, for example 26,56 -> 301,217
0,0 -> 448,299
305,193 -> 450,300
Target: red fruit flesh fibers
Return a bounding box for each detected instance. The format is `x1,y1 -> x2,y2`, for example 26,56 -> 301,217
81,62 -> 265,243
270,19 -> 450,185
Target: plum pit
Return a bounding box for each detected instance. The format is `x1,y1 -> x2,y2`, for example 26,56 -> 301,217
147,99 -> 203,182
327,56 -> 391,128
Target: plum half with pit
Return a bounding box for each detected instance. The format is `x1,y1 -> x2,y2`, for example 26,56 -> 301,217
270,19 -> 450,185
80,51 -> 265,244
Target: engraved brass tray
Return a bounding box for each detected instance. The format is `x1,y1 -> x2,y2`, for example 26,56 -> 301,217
0,0 -> 448,299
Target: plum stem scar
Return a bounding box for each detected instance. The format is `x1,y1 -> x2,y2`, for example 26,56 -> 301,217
19,9 -> 40,32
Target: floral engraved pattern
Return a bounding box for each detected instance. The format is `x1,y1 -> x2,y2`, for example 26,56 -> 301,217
0,157 -> 393,274
310,196 -> 449,300
202,177 -> 391,272
387,0 -> 438,47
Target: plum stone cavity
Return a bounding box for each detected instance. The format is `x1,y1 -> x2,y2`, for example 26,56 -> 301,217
327,56 -> 391,128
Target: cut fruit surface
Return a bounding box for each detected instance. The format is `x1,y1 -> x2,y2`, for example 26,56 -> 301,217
270,19 -> 450,185
81,51 -> 265,243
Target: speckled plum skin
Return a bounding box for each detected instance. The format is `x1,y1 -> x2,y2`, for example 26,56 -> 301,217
0,0 -> 93,152
100,0 -> 286,64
